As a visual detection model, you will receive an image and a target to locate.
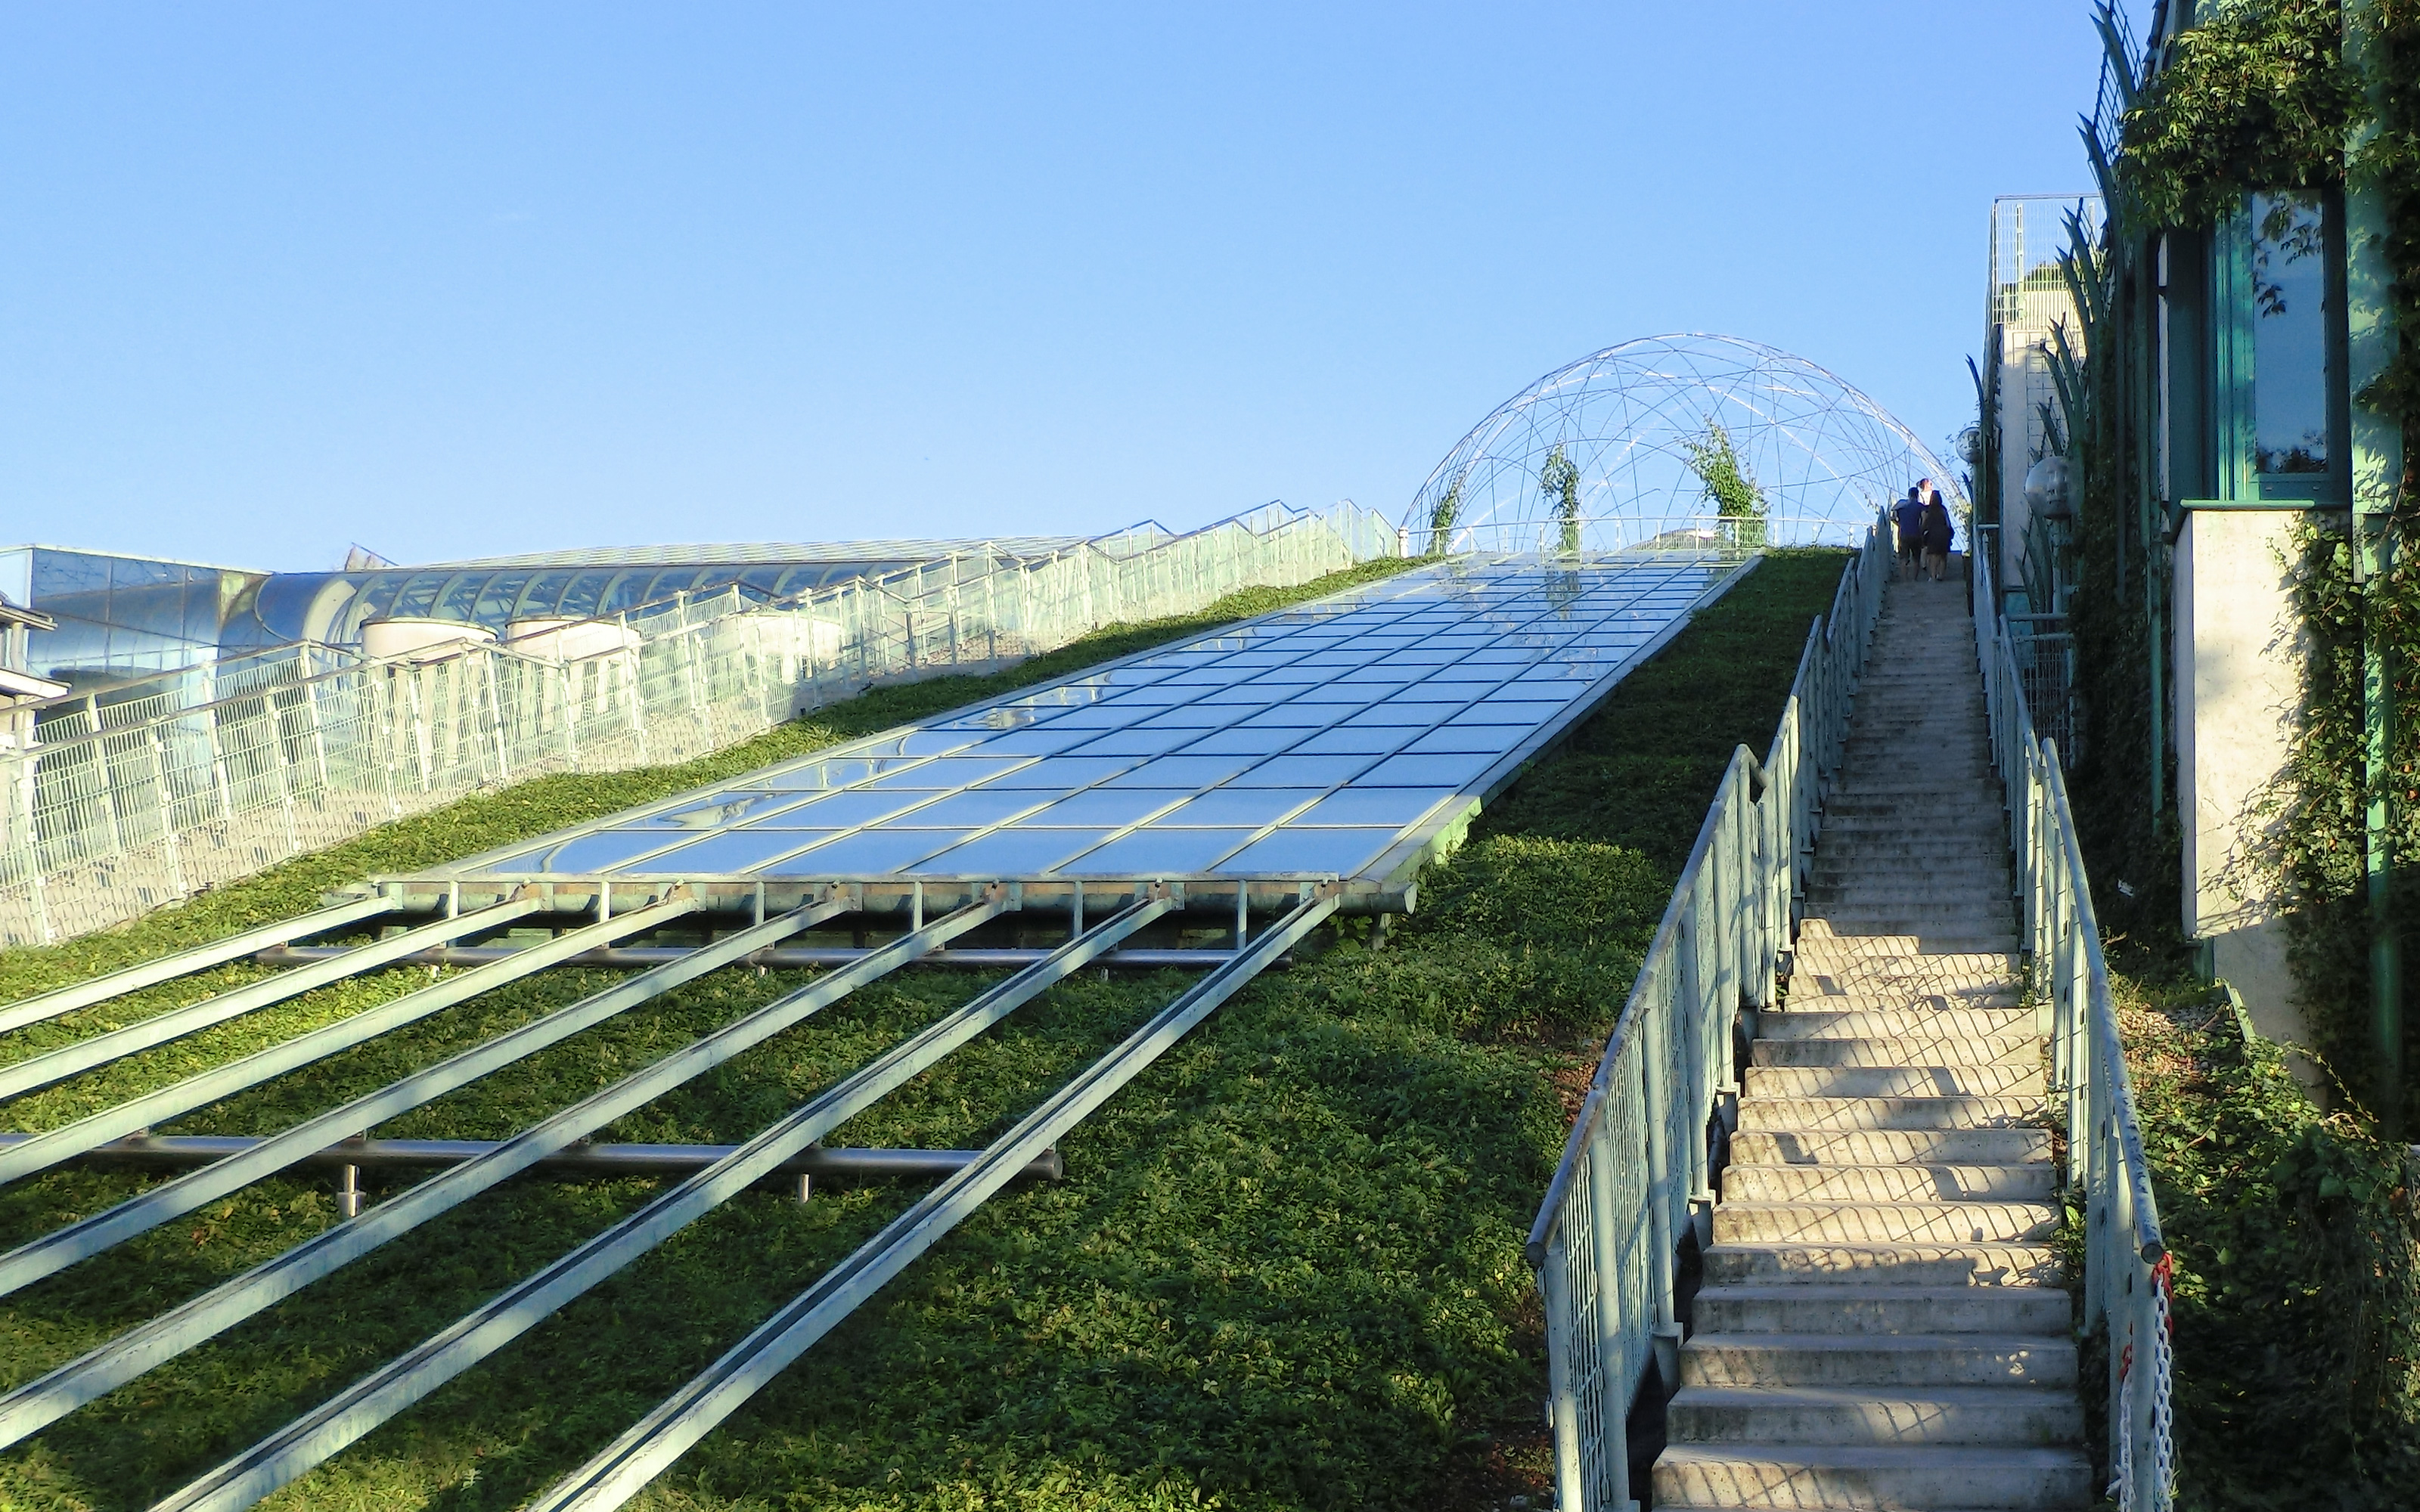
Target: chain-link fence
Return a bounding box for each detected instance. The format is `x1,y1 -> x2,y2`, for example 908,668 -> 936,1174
0,503 -> 1395,946
1525,513 -> 1891,1510
1977,549 -> 2173,1511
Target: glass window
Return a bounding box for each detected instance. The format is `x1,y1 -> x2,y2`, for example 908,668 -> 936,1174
2251,191 -> 2332,481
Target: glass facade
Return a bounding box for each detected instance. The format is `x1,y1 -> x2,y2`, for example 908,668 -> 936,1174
448,555 -> 1736,885
0,547 -> 265,687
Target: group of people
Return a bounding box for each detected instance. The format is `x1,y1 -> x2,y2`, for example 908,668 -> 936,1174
1893,479 -> 1954,582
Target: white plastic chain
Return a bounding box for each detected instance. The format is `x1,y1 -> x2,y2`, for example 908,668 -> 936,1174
2109,1255 -> 2176,1511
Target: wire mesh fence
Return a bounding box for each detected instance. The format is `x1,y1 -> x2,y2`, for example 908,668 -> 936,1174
0,503 -> 1395,946
1525,513 -> 1891,1510
1976,549 -> 2171,1511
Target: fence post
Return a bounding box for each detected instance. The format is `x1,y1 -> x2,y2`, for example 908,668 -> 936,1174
1584,1114 -> 1633,1510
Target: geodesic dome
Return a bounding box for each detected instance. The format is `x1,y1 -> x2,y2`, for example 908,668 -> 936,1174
1406,334 -> 1964,555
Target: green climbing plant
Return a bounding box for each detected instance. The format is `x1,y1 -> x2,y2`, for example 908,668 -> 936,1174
1683,419 -> 1767,548
1538,445 -> 1582,555
1427,479 -> 1463,557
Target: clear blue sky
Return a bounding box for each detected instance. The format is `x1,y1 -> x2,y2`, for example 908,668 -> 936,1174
0,2 -> 2130,570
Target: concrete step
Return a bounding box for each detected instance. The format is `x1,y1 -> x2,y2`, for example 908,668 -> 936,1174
1750,1032 -> 2039,1066
1799,914 -> 2017,941
1807,866 -> 2011,889
1789,946 -> 2022,976
1779,988 -> 2026,1012
1712,1201 -> 2058,1246
1692,1283 -> 2072,1336
1841,736 -> 1990,756
1737,1095 -> 2041,1132
1665,1383 -> 2083,1448
1807,907 -> 2017,934
1731,1126 -> 2054,1167
1742,1065 -> 2046,1099
1653,1442 -> 2092,1509
1784,968 -> 2027,1000
1807,854 -> 2006,876
1807,863 -> 2010,887
1754,1008 -> 2032,1039
1826,796 -> 2002,818
1701,1241 -> 2062,1287
1680,1332 -> 2078,1389
1810,832 -> 2005,854
1723,1163 -> 2057,1204
1789,925 -> 2008,946
1804,888 -> 2013,912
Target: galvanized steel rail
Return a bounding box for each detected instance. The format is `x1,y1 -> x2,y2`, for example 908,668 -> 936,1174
0,894 -> 814,1296
0,891 -> 1005,1451
0,895 -> 548,1101
0,894 -> 399,1035
149,892 -> 1182,1512
522,891 -> 1339,1512
1974,549 -> 2173,1511
1524,516 -> 1888,1512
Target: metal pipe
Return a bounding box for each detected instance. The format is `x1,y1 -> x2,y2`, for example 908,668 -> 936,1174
0,894 -> 400,1036
254,944 -> 1264,970
151,891 -> 1172,1512
0,893 -> 1012,1456
23,1132 -> 1062,1184
517,890 -> 1338,1512
0,897 -> 833,1297
0,895 -> 551,1105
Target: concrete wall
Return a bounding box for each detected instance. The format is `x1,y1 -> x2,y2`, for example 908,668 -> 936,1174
2174,508 -> 2310,1050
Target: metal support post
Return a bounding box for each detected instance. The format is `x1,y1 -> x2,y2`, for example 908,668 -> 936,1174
2349,0 -> 2406,1131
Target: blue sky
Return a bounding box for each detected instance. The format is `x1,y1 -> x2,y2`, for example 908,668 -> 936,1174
1,3 -> 2129,570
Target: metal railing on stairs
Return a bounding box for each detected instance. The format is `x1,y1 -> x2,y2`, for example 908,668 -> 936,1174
1973,548 -> 2173,1511
1525,514 -> 1891,1512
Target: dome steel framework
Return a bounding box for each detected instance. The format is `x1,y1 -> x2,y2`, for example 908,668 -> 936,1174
1406,333 -> 1964,555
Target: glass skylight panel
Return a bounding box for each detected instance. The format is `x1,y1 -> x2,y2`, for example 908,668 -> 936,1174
443,556 -> 1740,885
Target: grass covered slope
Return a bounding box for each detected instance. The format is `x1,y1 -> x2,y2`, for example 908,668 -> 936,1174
0,550 -> 1848,1511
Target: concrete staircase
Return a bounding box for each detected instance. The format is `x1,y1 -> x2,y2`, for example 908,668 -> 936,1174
1652,572 -> 2091,1511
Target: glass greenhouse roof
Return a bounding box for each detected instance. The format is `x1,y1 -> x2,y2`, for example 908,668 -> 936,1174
437,554 -> 1750,888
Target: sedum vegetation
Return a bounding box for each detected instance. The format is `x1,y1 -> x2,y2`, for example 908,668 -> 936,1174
0,551 -> 1849,1511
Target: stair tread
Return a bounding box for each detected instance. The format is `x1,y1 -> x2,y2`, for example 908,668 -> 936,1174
1686,1331 -> 2074,1351
1695,1283 -> 2069,1303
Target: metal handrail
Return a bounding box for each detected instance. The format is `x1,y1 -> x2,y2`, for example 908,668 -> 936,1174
1525,513 -> 1889,1511
1972,547 -> 2172,1510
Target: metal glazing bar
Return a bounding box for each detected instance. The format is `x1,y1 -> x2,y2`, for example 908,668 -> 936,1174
0,894 -> 1008,1458
149,894 -> 1165,1512
0,896 -> 402,1036
0,896 -> 549,1104
518,891 -> 1336,1512
0,896 -> 821,1300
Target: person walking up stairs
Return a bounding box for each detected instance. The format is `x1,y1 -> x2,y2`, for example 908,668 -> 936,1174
1652,568 -> 2093,1510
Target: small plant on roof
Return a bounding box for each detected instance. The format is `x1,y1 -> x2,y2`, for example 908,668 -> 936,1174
1684,419 -> 1767,547
1427,479 -> 1462,557
1539,446 -> 1582,555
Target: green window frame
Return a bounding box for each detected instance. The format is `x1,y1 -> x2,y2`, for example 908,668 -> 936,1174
2209,191 -> 2350,504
